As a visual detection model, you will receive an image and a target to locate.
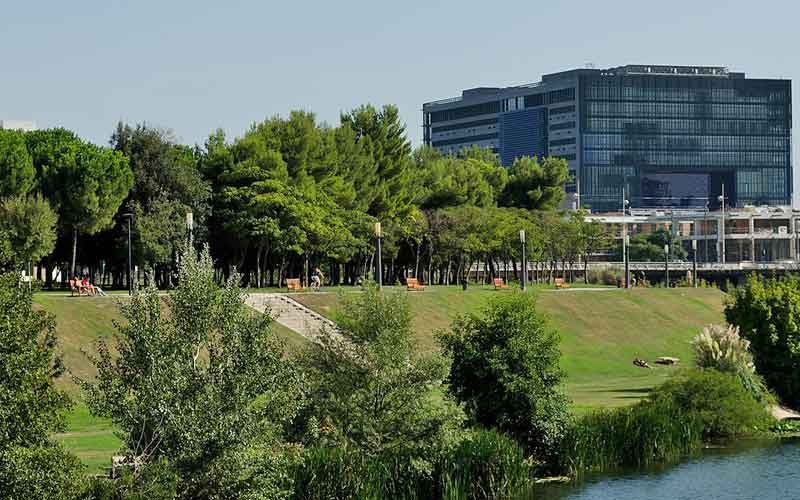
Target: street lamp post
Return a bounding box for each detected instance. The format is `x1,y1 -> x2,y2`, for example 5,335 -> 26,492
664,243 -> 670,287
121,212 -> 134,295
520,229 -> 527,291
692,240 -> 698,288
374,222 -> 382,290
624,234 -> 630,289
719,184 -> 726,264
622,187 -> 630,288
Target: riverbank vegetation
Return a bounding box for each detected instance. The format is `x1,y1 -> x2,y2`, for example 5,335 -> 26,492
3,250 -> 792,498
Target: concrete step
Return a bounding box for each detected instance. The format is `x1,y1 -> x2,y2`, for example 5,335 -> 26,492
244,293 -> 338,344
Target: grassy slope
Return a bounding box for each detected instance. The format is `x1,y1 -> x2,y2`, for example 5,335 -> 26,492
294,286 -> 726,411
34,292 -> 307,472
37,286 -> 724,470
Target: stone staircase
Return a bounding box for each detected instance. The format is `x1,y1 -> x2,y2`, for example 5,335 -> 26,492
245,293 -> 336,343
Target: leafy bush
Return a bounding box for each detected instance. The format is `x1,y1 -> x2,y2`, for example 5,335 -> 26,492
440,429 -> 532,500
80,246 -> 304,499
438,292 -> 568,464
649,369 -> 771,440
587,269 -> 618,286
0,444 -> 85,500
561,369 -> 772,475
725,274 -> 800,406
301,283 -> 460,463
693,324 -> 771,402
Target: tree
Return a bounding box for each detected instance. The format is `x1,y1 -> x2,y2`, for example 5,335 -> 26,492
0,272 -> 83,498
0,129 -> 35,197
27,131 -> 133,278
111,123 -> 211,286
499,156 -> 570,210
627,229 -> 686,261
438,293 -> 568,462
301,284 -> 460,462
0,194 -> 58,271
81,246 -> 304,498
724,275 -> 800,407
579,216 -> 611,284
341,104 -> 415,220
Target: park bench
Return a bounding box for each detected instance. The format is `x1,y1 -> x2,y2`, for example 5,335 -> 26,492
69,279 -> 88,297
493,277 -> 509,290
406,277 -> 425,291
286,278 -> 303,292
554,278 -> 570,289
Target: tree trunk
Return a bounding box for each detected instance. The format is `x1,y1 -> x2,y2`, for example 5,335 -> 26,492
584,254 -> 589,284
70,227 -> 78,279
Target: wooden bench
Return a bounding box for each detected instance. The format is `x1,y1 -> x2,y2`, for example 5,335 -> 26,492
493,277 -> 509,290
554,278 -> 570,289
286,278 -> 303,291
406,277 -> 425,291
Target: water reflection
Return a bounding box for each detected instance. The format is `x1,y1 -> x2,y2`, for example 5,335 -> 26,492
538,438 -> 799,500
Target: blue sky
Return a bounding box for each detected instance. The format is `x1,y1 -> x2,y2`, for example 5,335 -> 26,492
2,0 -> 797,195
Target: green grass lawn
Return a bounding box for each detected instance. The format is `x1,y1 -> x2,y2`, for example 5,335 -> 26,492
35,285 -> 725,470
294,286 -> 726,409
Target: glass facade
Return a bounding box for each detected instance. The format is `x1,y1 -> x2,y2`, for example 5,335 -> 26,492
423,66 -> 792,212
579,73 -> 792,211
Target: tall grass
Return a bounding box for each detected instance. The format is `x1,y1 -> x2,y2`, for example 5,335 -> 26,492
560,368 -> 773,476
293,447 -> 432,500
560,397 -> 702,475
439,429 -> 533,500
293,429 -> 533,499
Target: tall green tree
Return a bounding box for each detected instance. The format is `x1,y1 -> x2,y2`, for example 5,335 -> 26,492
499,156 -> 570,210
81,246 -> 304,498
725,275 -> 800,407
26,130 -> 133,278
341,105 -> 415,219
111,123 -> 210,285
0,129 -> 35,197
0,194 -> 58,271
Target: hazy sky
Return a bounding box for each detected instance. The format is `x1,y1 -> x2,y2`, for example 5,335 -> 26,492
2,0 -> 797,196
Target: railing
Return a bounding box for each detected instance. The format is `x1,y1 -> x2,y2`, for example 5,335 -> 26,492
424,96 -> 463,106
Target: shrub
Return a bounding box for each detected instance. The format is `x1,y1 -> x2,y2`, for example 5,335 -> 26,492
301,283 -> 459,463
438,293 -> 568,464
0,444 -> 85,500
560,369 -> 772,475
725,274 -> 800,406
692,324 -> 771,402
80,246 -> 304,498
649,369 -> 771,440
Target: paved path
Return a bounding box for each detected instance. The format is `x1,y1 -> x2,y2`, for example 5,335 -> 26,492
771,405 -> 800,421
245,293 -> 336,343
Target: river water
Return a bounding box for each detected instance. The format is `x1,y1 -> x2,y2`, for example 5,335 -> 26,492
538,438 -> 800,500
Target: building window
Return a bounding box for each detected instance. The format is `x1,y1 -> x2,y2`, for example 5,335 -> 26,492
550,121 -> 576,131
550,105 -> 576,115
550,137 -> 576,147
548,87 -> 576,104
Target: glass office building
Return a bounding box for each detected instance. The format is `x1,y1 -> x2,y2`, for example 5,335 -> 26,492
423,65 -> 792,212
